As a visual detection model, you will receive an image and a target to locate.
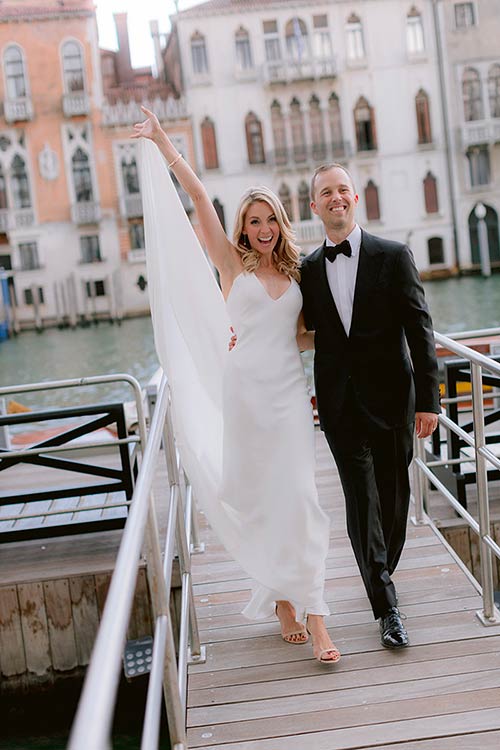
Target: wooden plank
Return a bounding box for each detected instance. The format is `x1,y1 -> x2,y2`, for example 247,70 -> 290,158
17,581 -> 51,676
190,707 -> 500,750
0,585 -> 26,676
188,634 -> 500,691
187,690 -> 500,747
373,731 -> 500,750
44,579 -> 78,671
94,573 -> 111,618
188,668 -> 500,727
188,650 -> 500,709
69,575 -> 100,665
127,567 -> 153,640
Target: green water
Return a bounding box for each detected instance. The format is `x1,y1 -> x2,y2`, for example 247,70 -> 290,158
1,275 -> 499,411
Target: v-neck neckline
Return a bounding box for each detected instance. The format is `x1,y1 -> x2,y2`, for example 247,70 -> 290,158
252,272 -> 292,302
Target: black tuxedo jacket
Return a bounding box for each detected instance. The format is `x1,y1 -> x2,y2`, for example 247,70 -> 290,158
300,229 -> 440,431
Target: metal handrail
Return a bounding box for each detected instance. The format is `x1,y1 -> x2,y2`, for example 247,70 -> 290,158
1,373 -> 203,747
412,331 -> 500,626
67,372 -> 203,749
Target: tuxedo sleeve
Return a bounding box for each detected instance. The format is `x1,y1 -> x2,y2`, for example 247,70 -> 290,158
396,246 -> 440,414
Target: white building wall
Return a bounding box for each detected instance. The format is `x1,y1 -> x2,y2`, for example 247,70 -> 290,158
175,0 -> 455,274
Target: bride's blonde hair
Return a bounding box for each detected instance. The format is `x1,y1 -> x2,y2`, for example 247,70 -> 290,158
232,186 -> 301,282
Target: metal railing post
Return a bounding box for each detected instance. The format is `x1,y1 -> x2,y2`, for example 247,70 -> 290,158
471,363 -> 500,625
411,431 -> 426,525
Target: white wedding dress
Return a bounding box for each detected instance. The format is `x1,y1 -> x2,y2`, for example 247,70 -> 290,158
139,140 -> 330,621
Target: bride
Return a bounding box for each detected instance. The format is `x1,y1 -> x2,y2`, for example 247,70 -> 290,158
133,106 -> 340,664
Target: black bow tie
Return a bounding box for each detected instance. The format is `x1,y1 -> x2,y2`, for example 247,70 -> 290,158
324,239 -> 352,262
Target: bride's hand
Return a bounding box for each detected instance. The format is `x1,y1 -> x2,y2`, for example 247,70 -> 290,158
131,105 -> 163,142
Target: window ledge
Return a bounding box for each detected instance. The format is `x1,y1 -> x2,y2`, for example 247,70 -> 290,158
417,141 -> 435,150
407,50 -> 428,63
15,265 -> 44,273
466,183 -> 492,193
189,73 -> 212,87
345,57 -> 368,70
79,258 -> 106,265
128,249 -> 146,263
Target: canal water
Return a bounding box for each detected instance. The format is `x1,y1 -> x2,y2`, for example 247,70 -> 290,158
1,274 -> 499,410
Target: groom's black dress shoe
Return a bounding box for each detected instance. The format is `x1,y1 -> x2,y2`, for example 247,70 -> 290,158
379,606 -> 409,649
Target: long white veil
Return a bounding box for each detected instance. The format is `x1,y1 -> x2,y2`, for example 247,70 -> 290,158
139,139 -> 233,537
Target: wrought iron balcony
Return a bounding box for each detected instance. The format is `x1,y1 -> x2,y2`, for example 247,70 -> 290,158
461,119 -> 500,148
3,97 -> 33,122
71,201 -> 101,225
263,56 -> 337,85
63,92 -> 90,117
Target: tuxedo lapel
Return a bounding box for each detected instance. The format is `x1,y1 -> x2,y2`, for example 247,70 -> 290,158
313,242 -> 348,341
350,230 -> 385,336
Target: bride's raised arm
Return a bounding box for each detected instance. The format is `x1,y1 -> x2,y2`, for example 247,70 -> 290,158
132,106 -> 240,279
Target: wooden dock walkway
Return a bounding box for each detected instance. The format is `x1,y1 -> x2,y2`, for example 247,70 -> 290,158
187,431 -> 500,750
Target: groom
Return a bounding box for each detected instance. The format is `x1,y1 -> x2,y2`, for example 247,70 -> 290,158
300,164 -> 440,649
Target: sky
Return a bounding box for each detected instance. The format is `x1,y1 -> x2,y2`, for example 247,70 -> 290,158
95,0 -> 200,69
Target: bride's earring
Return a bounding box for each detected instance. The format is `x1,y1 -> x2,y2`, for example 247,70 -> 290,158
242,233 -> 250,249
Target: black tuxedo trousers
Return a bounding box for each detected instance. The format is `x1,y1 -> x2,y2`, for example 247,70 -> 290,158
324,381 -> 414,619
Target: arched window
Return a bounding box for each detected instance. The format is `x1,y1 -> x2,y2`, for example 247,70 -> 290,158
462,68 -> 483,121
415,89 -> 432,144
423,171 -> 438,214
271,100 -> 287,166
213,198 -> 226,230
290,98 -> 307,163
201,117 -> 219,170
285,18 -> 309,61
365,180 -> 380,221
0,166 -> 7,210
488,64 -> 500,119
346,14 -> 365,61
298,181 -> 311,220
11,155 -> 31,208
121,157 -> 139,195
406,7 -> 425,54
428,237 -> 444,265
278,183 -> 293,221
309,95 -> 326,161
467,145 -> 490,187
4,45 -> 27,98
354,96 -> 377,151
245,112 -> 265,164
62,40 -> 85,93
313,14 -> 332,59
235,27 -> 253,71
72,148 -> 93,203
469,204 -> 500,264
191,31 -> 208,75
328,93 -> 344,156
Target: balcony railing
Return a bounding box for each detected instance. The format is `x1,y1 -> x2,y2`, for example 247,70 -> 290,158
0,209 -> 9,232
102,95 -> 188,127
292,219 -> 325,247
268,141 -> 351,168
123,193 -> 143,218
63,92 -> 90,117
71,201 -> 101,225
3,97 -> 33,122
263,56 -> 337,85
0,207 -> 35,231
461,119 -> 500,147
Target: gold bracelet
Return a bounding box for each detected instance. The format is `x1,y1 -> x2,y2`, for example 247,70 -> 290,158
168,153 -> 182,168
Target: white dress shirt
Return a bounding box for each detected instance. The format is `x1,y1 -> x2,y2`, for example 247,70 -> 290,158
325,223 -> 362,336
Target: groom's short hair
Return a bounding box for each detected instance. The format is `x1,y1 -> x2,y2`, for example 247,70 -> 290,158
310,163 -> 356,200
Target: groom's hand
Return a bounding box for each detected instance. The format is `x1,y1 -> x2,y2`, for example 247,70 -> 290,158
416,412 -> 438,439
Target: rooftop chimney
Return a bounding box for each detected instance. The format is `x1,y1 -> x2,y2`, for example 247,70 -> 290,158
113,12 -> 134,83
